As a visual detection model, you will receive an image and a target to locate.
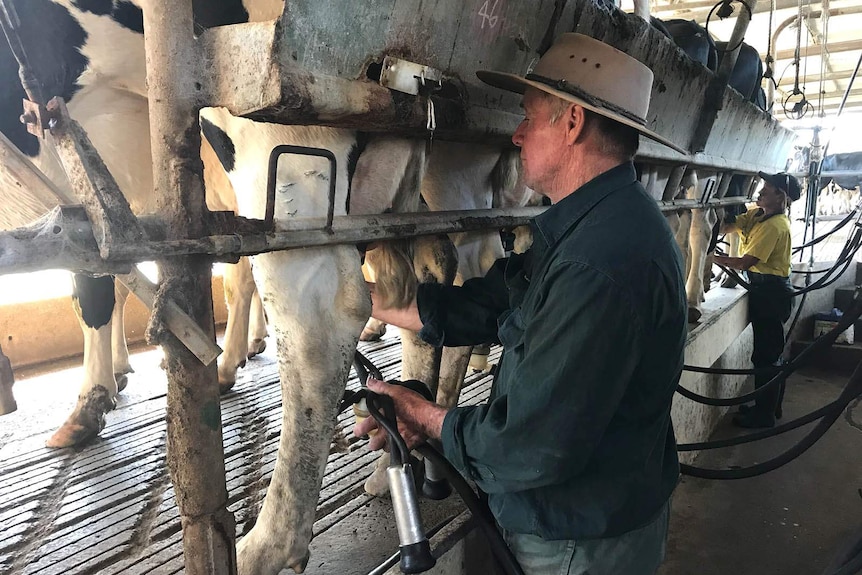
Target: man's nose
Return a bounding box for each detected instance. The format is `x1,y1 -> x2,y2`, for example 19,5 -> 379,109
512,121 -> 525,147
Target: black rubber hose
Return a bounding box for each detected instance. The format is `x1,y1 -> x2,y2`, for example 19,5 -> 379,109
683,364 -> 782,376
718,225 -> 862,297
680,355 -> 862,479
416,445 -> 525,575
677,294 -> 862,407
793,209 -> 858,254
677,393 -> 845,451
366,393 -> 410,466
821,527 -> 862,575
354,349 -> 384,384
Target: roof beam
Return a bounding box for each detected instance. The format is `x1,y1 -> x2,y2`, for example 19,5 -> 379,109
774,39 -> 862,61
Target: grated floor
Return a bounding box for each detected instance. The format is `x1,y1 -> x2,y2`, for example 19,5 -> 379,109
0,333 -> 496,575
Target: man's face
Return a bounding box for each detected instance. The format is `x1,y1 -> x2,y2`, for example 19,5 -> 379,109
511,89 -> 571,197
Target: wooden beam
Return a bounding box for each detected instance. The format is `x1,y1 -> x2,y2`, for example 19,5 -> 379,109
0,131 -> 75,229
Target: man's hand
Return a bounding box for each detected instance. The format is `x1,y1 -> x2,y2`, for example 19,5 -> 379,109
353,378 -> 448,451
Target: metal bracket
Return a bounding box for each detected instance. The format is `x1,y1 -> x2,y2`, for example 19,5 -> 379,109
379,56 -> 442,96
265,145 -> 337,232
20,98 -> 50,138
47,97 -> 147,260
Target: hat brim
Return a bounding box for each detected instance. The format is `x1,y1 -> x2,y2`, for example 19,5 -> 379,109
477,70 -> 688,155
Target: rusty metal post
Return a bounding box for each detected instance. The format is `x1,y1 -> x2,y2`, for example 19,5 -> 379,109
142,1 -> 236,573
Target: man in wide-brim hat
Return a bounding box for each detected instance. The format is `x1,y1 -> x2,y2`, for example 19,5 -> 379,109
358,33 -> 687,574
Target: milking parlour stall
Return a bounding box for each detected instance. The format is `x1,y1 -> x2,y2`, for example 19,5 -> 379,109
1,0 -> 860,574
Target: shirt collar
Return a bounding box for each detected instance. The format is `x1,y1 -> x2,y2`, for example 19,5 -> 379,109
532,162 -> 637,250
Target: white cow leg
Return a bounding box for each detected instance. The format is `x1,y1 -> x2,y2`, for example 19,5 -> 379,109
111,280 -> 132,392
47,274 -> 118,448
247,285 -> 268,358
686,207 -> 717,323
218,258 -> 256,392
360,258 -> 387,341
237,247 -> 368,575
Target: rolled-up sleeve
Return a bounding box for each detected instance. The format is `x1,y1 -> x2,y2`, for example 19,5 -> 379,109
416,257 -> 512,347
441,261 -> 643,494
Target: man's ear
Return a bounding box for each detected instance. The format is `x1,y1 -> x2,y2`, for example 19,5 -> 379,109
566,104 -> 587,146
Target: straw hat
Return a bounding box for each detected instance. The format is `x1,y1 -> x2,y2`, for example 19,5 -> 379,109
477,33 -> 686,154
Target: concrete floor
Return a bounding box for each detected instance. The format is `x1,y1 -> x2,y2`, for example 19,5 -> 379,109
660,365 -> 862,575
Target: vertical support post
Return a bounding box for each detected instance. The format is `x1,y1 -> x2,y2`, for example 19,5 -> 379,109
691,0 -> 758,152
142,1 -> 236,573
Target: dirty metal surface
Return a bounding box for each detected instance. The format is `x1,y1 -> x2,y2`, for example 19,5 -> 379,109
0,335 -> 498,574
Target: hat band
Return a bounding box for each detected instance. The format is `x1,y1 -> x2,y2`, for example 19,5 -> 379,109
525,73 -> 647,126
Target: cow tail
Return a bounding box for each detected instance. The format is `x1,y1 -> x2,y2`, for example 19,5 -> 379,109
368,142 -> 427,309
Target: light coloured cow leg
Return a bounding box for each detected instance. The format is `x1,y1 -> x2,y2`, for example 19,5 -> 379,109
365,234 -> 457,497
359,258 -> 387,341
247,287 -> 268,358
0,344 -> 16,415
237,247 -> 368,575
218,258 -> 256,392
686,206 -> 717,323
111,280 -> 132,392
47,275 -> 119,448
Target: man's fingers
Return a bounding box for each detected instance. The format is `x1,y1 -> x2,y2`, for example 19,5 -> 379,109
366,377 -> 388,393
353,415 -> 378,437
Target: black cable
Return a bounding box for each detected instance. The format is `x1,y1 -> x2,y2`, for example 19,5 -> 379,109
705,0 -> 753,53
677,294 -> 862,406
683,364 -> 782,376
678,392 -> 844,451
680,355 -> 862,479
416,445 -> 525,575
366,392 -> 410,466
353,349 -> 384,384
822,530 -> 862,575
792,209 -> 858,254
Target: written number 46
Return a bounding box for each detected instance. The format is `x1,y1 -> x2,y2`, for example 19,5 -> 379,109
478,0 -> 500,28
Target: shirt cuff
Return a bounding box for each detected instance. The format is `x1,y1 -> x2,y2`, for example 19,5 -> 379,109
441,407 -> 470,476
416,283 -> 447,347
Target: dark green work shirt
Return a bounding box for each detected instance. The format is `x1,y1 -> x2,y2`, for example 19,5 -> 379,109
416,162 -> 686,541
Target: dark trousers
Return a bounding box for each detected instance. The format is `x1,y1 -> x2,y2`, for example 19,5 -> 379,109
747,273 -> 793,419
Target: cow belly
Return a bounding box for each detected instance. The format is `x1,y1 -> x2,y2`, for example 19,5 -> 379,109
237,245 -> 369,575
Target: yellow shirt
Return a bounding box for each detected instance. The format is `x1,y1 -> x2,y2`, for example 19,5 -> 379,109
731,208 -> 792,277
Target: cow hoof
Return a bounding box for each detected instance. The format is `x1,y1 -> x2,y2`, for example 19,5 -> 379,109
46,385 -> 113,448
364,452 -> 391,496
115,373 -> 129,393
360,324 -> 386,342
247,338 -> 267,359
687,307 -> 702,324
219,378 -> 236,394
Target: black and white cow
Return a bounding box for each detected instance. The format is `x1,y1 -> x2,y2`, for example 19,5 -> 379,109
1,2 -> 530,573
0,0 -> 275,448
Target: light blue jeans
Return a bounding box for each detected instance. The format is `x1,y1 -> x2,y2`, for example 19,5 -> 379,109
502,500 -> 671,575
